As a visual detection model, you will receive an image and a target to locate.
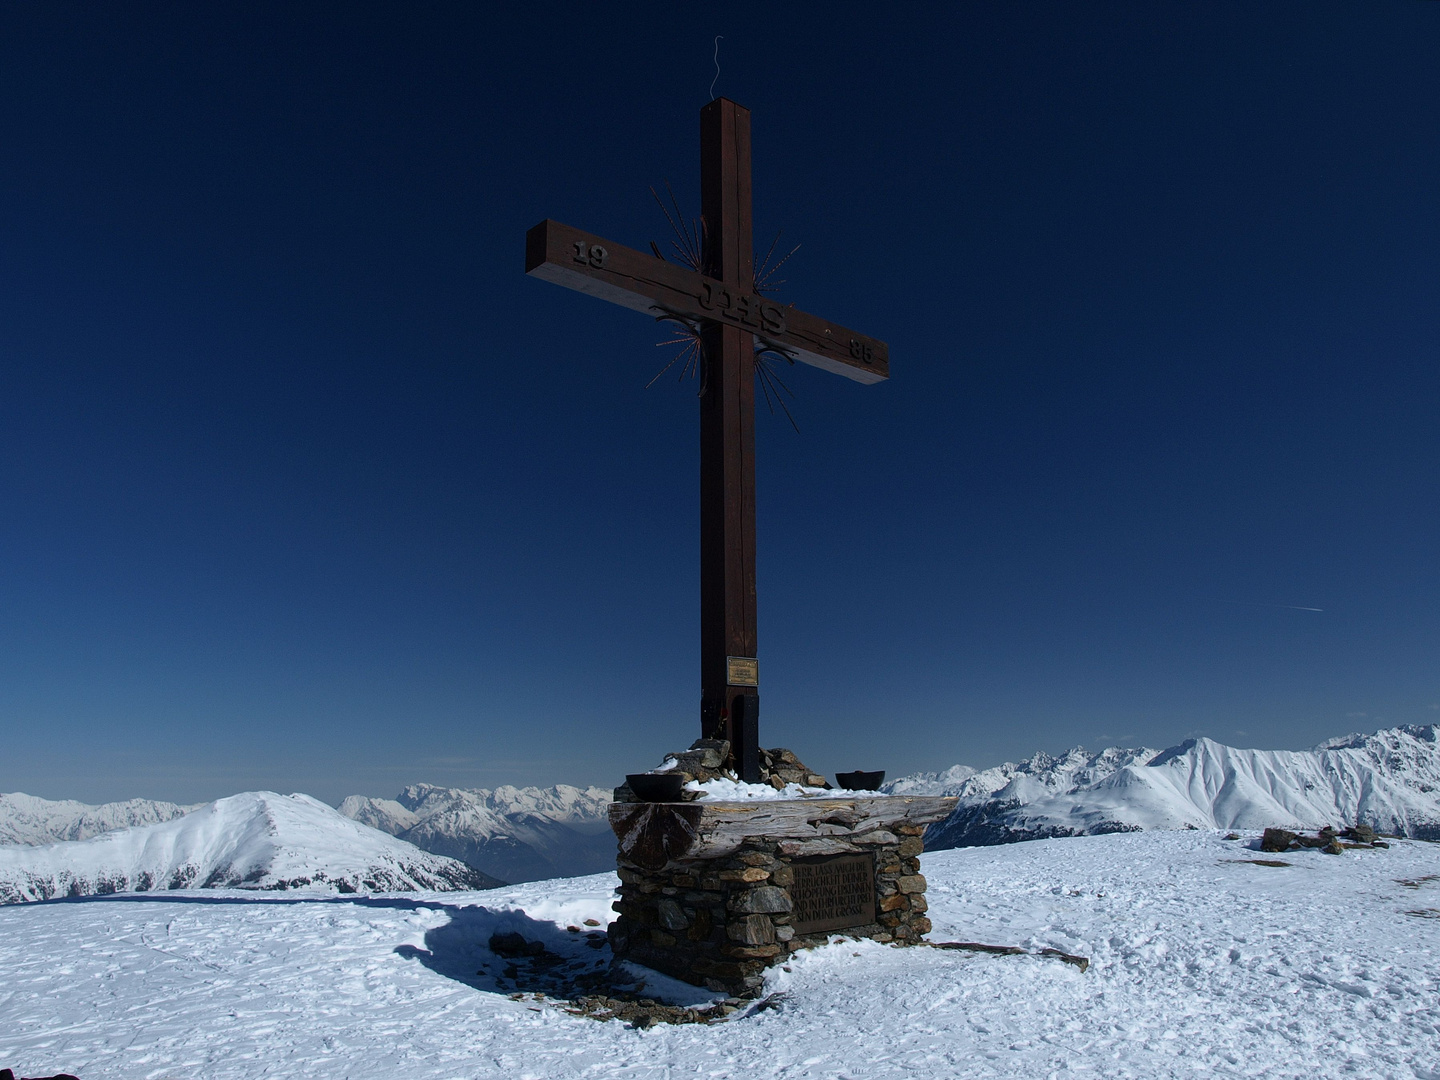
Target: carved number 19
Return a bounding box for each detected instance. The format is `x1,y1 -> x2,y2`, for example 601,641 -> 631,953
573,241 -> 609,269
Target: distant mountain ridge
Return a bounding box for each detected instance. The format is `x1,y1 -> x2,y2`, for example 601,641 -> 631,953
0,791 -> 500,904
7,726 -> 1436,885
337,783 -> 614,884
886,724 -> 1440,848
0,792 -> 199,845
0,783 -> 617,886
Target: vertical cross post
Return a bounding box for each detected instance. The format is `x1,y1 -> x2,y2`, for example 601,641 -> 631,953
698,98 -> 760,782
526,96 -> 890,787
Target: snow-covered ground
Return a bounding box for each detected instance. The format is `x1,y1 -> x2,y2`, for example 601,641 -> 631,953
3,830 -> 1437,1079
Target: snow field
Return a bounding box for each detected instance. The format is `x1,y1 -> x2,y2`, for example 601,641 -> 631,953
1,830 -> 1437,1079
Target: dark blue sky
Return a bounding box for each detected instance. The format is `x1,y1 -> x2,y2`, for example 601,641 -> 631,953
2,2 -> 1436,805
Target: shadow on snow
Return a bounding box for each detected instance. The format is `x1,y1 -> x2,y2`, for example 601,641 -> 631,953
26,889 -> 650,1003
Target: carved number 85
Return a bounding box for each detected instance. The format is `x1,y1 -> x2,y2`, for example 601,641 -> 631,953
849,338 -> 875,363
573,241 -> 609,269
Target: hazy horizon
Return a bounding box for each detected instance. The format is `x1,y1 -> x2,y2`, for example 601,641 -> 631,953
10,717 -> 1438,809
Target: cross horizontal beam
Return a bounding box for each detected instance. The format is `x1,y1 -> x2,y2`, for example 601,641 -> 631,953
525,219 -> 889,384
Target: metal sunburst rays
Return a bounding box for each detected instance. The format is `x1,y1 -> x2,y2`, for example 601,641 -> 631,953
752,228 -> 803,429
646,314 -> 704,392
649,179 -> 799,292
645,185 -> 801,430
645,182 -> 707,395
754,343 -> 799,432
753,230 -> 800,297
645,320 -> 798,431
650,181 -> 704,272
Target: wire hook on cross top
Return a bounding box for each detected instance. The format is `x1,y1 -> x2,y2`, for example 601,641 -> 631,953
710,36 -> 724,101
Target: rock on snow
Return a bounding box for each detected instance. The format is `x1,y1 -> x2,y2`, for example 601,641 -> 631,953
0,791 -> 501,904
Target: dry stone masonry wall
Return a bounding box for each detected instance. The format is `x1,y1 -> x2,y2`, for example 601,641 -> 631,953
610,825 -> 932,996
607,751 -> 955,998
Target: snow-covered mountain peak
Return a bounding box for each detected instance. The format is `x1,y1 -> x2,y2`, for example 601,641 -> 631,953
905,725 -> 1440,849
336,795 -> 420,835
0,790 -> 500,904
885,744 -> 1161,803
14,726 -> 1436,891
1315,723 -> 1436,751
1144,738 -> 1199,766
881,764 -> 978,796
391,782 -> 611,822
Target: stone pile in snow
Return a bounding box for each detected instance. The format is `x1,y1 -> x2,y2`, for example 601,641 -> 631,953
616,741 -> 832,803
890,724 -> 1440,848
1258,824 -> 1390,855
338,782 -> 613,884
0,791 -> 501,904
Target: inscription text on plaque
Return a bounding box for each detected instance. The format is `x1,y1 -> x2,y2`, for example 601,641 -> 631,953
726,656 -> 759,687
790,853 -> 876,935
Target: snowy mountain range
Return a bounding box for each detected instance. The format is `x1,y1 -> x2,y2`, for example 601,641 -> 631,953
337,782 -> 614,883
3,726 -> 1436,903
0,791 -> 198,845
0,791 -> 500,904
885,724 -> 1440,848
0,782 -> 618,887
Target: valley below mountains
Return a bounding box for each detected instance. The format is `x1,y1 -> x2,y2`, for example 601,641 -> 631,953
337,783 -> 615,884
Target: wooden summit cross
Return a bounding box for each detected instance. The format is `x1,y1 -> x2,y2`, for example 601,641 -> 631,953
525,98 -> 888,784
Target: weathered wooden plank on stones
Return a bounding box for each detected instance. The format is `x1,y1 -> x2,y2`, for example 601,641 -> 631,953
777,838 -> 860,857
609,796 -> 957,866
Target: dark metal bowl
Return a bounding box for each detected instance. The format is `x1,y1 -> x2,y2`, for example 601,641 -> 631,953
625,773 -> 688,802
834,770 -> 885,791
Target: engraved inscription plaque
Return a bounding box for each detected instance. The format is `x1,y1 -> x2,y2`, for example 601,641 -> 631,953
790,853 -> 876,934
726,656 -> 759,686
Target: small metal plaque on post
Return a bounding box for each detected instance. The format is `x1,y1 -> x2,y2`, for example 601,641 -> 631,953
790,853 -> 876,935
726,656 -> 759,686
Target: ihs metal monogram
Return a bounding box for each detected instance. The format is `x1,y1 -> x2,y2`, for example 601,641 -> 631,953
697,281 -> 787,336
